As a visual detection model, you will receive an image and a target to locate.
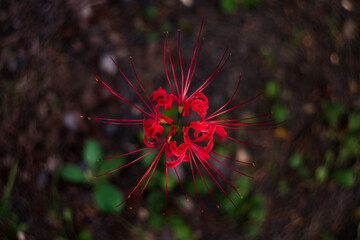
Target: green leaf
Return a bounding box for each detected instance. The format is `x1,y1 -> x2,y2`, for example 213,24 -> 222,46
185,176 -> 213,195
143,5 -> 157,20
297,166 -> 310,178
278,178 -> 289,195
348,113 -> 360,132
220,0 -> 237,14
240,0 -> 262,9
248,195 -> 266,222
0,164 -> 17,217
160,172 -> 178,191
338,136 -> 360,162
62,208 -> 72,222
146,190 -> 164,213
141,149 -> 160,168
94,181 -> 123,213
147,31 -> 159,43
315,166 -> 328,183
83,139 -> 102,170
169,216 -> 193,240
333,170 -> 356,188
236,177 -> 252,198
289,153 -> 303,169
321,101 -> 345,128
265,80 -> 279,99
97,155 -> 126,178
271,103 -> 288,122
147,213 -> 164,229
54,237 -> 68,240
78,230 -> 92,240
242,223 -> 261,237
60,164 -> 85,183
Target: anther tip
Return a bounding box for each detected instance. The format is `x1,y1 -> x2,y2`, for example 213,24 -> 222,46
162,212 -> 166,216
129,207 -> 133,210
240,195 -> 243,199
177,29 -> 181,32
252,162 -> 256,167
80,115 -> 84,118
87,117 -> 91,120
129,56 -> 133,60
186,198 -> 189,202
216,204 -> 220,209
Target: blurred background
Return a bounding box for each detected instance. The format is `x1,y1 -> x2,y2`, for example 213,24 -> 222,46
1,0 -> 360,239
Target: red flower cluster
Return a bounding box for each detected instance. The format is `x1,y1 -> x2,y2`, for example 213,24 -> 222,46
83,21 -> 278,212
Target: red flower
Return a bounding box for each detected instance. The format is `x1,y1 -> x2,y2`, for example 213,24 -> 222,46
82,20 -> 279,213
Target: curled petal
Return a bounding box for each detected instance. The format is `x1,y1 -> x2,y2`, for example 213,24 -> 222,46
143,119 -> 164,138
150,87 -> 173,111
215,125 -> 227,141
169,141 -> 191,157
188,92 -> 208,118
183,126 -> 191,143
166,157 -> 182,168
190,121 -> 215,142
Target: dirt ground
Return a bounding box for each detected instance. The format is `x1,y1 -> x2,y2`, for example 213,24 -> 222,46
1,0 -> 360,239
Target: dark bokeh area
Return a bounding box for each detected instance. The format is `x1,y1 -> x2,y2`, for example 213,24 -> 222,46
1,0 -> 360,239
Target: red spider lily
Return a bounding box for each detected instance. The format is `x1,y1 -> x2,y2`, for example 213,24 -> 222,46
82,20 -> 279,213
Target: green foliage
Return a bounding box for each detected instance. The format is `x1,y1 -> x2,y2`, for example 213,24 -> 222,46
185,176 -> 213,195
147,212 -> 164,229
315,166 -> 328,183
54,237 -> 68,240
321,101 -> 345,128
0,164 -> 17,218
338,136 -> 360,162
258,46 -> 275,67
78,230 -> 92,240
161,21 -> 173,32
289,153 -> 303,169
60,164 -> 85,183
248,194 -> 266,221
265,80 -> 279,99
277,178 -> 289,195
96,154 -> 126,178
243,223 -> 261,237
147,31 -> 159,43
288,153 -> 310,178
146,190 -> 164,213
333,169 -> 356,188
236,177 -> 252,198
143,5 -> 157,20
220,0 -> 237,14
348,113 -> 360,132
169,216 -> 193,240
142,148 -> 160,168
240,0 -> 263,9
83,138 -> 103,170
159,172 -> 178,191
94,181 -> 124,213
62,207 -> 72,223
271,103 -> 288,122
